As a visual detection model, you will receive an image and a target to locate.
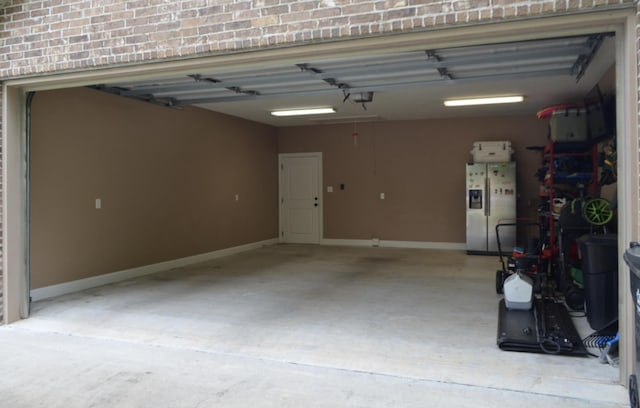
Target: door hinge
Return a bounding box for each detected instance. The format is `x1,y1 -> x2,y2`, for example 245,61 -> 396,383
280,163 -> 284,170
281,231 -> 284,237
281,197 -> 284,204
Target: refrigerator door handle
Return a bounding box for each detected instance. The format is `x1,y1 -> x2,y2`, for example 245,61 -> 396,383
485,177 -> 490,217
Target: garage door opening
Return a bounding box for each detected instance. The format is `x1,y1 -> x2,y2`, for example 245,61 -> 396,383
3,11 -> 637,400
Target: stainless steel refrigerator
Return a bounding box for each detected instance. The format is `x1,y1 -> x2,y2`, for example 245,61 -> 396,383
466,162 -> 516,254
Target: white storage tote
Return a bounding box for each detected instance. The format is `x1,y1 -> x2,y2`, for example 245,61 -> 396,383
471,141 -> 513,163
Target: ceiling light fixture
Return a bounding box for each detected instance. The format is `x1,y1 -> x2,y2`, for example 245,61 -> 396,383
444,96 -> 524,107
271,107 -> 336,117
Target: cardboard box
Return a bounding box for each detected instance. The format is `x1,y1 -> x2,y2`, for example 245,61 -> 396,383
550,108 -> 588,142
471,141 -> 513,163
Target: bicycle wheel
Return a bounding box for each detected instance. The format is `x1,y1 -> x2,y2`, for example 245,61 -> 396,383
582,198 -> 613,226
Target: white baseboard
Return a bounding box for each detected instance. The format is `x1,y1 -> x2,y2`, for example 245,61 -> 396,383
320,239 -> 373,247
320,238 -> 465,250
30,238 -> 279,302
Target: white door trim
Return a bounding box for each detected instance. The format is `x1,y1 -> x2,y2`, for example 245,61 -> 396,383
615,13 -> 639,386
2,85 -> 28,323
278,152 -> 323,244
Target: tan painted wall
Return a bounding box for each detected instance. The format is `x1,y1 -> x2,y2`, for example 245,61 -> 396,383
278,116 -> 548,243
30,87 -> 278,288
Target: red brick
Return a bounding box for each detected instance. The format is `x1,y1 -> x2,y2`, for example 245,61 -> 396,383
205,13 -> 233,24
291,1 -> 320,12
68,18 -> 91,28
312,7 -> 341,19
224,20 -> 252,30
51,5 -> 70,14
530,3 -> 543,14
317,16 -> 349,27
422,4 -> 445,14
287,21 -> 317,31
125,34 -> 148,44
262,5 -> 289,15
349,12 -> 381,24
384,8 -> 416,19
11,12 -> 30,21
253,15 -> 279,27
69,51 -> 91,60
343,3 -> 375,15
179,9 -> 198,19
62,11 -> 83,20
225,1 -> 252,13
198,5 -> 225,16
445,13 -> 455,24
281,11 -> 312,23
264,24 -> 287,34
234,9 -> 261,19
198,24 -> 225,35
181,17 -> 208,28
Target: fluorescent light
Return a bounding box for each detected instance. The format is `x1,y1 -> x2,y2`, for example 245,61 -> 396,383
271,107 -> 336,117
444,96 -> 524,107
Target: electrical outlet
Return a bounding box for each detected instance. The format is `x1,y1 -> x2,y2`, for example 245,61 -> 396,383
380,193 -> 385,200
95,198 -> 102,209
235,194 -> 239,202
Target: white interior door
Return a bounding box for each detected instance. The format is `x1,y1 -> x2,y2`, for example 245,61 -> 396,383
279,153 -> 321,244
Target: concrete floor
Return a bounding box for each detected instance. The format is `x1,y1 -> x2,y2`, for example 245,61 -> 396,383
0,244 -> 628,407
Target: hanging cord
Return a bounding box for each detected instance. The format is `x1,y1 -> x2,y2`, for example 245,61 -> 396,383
352,121 -> 358,147
540,336 -> 562,354
534,302 -> 562,355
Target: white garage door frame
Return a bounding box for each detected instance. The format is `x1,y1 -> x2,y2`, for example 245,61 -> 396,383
2,9 -> 638,384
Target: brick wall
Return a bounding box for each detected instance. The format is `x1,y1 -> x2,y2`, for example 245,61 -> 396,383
0,0 -> 637,323
0,0 -> 635,77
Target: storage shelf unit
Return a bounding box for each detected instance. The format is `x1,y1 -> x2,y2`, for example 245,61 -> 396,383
538,141 -> 598,261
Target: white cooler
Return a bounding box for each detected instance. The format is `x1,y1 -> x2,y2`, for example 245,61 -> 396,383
471,141 -> 513,163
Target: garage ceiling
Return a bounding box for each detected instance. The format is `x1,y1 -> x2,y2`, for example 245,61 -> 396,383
93,33 -> 615,126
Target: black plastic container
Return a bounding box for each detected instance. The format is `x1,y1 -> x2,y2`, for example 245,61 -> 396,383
623,244 -> 640,408
579,234 -> 618,330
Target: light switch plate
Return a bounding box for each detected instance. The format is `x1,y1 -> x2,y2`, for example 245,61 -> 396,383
327,186 -> 333,193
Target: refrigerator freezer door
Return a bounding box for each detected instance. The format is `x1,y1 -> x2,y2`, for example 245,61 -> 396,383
487,162 -> 517,253
466,163 -> 487,252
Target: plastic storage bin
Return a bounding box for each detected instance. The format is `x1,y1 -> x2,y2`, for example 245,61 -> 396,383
550,108 -> 588,142
579,234 -> 618,330
470,141 -> 513,163
623,244 -> 640,408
